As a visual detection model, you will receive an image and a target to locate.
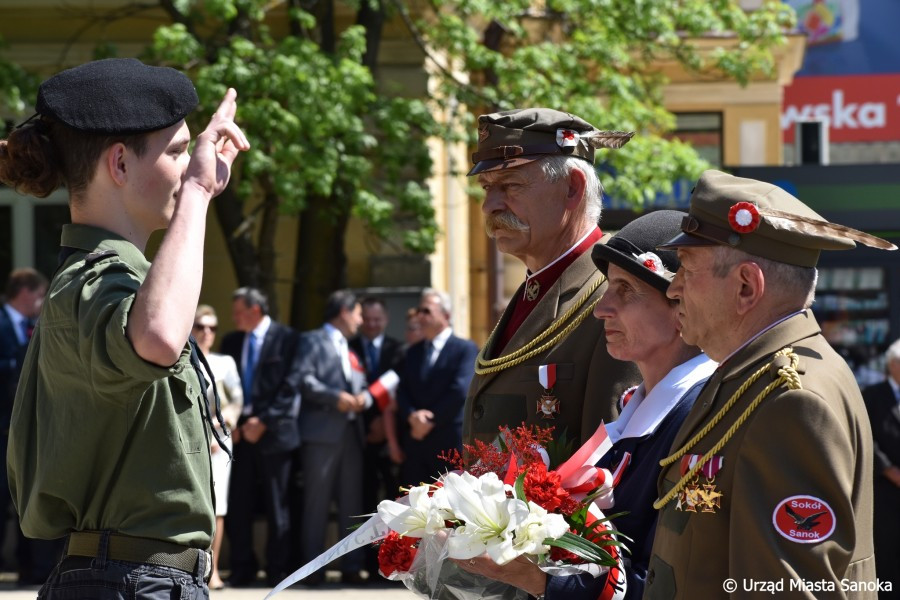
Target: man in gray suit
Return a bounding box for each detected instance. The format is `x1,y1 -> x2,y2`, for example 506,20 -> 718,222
297,290 -> 369,585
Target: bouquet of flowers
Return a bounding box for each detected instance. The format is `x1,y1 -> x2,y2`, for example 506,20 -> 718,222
374,423 -> 627,600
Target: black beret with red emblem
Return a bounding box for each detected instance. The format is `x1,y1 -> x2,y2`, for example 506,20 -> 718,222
658,170 -> 895,267
592,210 -> 685,294
468,107 -> 634,176
34,58 -> 198,135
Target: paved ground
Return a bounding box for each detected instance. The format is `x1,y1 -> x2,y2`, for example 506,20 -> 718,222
0,572 -> 416,599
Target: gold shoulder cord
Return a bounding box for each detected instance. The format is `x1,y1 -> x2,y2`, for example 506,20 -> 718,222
474,274 -> 605,375
652,346 -> 802,510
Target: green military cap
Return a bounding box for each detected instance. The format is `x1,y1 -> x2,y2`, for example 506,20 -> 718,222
659,170 -> 895,267
467,107 -> 634,176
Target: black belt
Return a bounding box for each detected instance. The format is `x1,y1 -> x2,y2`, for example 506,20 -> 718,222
66,531 -> 210,576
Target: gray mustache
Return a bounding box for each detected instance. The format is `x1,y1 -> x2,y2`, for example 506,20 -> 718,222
484,211 -> 530,236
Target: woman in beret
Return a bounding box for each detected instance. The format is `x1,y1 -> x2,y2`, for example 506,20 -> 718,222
456,210 -> 717,600
0,58 -> 249,598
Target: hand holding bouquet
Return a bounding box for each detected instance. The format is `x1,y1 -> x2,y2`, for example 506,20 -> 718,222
375,423 -> 627,600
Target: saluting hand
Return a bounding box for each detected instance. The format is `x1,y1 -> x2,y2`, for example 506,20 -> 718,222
182,88 -> 250,199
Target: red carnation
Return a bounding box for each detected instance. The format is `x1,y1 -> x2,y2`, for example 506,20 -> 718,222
642,259 -> 657,272
523,461 -> 571,513
377,531 -> 418,577
550,545 -> 584,564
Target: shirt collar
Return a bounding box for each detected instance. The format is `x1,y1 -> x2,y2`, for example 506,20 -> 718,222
522,227 -> 602,302
607,353 -> 718,443
889,376 -> 900,401
60,224 -> 150,278
251,315 -> 271,340
323,322 -> 346,345
717,310 -> 805,367
366,333 -> 384,350
429,327 -> 453,353
3,304 -> 27,344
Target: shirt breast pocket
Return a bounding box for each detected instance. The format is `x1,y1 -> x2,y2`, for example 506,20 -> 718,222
171,374 -> 205,454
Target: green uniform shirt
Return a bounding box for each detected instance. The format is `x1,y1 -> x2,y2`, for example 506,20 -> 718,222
7,224 -> 214,548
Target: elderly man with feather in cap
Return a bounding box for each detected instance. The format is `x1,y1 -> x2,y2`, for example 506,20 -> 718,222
0,58 -> 249,597
464,108 -> 640,449
645,170 -> 894,599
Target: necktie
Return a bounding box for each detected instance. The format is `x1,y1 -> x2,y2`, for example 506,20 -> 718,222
421,341 -> 434,379
21,319 -> 33,344
366,340 -> 379,378
243,333 -> 257,411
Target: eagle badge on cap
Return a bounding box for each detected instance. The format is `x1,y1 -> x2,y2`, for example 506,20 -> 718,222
556,128 -> 579,148
479,123 -> 490,143
728,201 -> 761,234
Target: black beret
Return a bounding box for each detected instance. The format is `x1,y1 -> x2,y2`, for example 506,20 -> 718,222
592,210 -> 686,294
36,58 -> 199,135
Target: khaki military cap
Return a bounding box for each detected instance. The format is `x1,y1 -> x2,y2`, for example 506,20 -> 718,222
468,107 -> 633,176
659,170 -> 896,267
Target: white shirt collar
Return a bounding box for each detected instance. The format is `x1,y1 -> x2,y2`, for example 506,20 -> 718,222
4,303 -> 28,345
429,327 -> 453,353
606,353 -> 718,443
365,333 -> 384,350
323,322 -> 346,345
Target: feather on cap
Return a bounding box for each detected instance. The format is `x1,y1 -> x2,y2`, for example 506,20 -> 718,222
658,170 -> 896,267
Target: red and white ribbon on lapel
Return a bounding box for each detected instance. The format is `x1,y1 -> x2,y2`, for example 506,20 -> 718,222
538,364 -> 557,390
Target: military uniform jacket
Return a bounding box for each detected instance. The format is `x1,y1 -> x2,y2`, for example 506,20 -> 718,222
464,246 -> 640,446
646,311 -> 876,599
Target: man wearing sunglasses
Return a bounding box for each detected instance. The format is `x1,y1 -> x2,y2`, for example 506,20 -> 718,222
397,289 -> 478,487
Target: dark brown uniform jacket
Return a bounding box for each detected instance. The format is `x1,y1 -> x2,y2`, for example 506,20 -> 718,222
463,244 -> 640,446
646,311 -> 876,599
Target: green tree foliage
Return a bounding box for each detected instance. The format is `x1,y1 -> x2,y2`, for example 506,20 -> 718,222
0,36 -> 38,122
401,0 -> 794,203
149,0 -> 439,325
0,0 -> 795,327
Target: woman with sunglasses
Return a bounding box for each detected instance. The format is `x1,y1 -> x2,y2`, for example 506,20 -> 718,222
193,304 -> 243,590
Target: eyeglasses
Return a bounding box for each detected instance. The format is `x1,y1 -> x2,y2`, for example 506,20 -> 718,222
416,307 -> 432,315
192,323 -> 217,332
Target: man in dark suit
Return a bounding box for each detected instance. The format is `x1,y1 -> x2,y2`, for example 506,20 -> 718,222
220,287 -> 302,587
863,340 -> 900,599
349,297 -> 404,576
0,268 -> 56,584
297,290 -> 369,585
398,288 -> 478,487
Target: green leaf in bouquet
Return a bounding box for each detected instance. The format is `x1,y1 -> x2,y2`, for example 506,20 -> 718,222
543,532 -> 618,566
514,471 -> 527,502
545,428 -> 577,470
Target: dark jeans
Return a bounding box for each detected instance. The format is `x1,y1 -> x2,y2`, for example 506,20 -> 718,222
39,533 -> 210,600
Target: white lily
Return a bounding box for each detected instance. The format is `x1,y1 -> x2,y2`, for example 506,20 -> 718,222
376,484 -> 446,537
512,501 -> 570,556
441,471 -> 528,565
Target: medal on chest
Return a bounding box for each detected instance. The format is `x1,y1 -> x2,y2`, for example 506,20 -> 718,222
536,364 -> 559,419
525,278 -> 541,301
676,454 -> 724,513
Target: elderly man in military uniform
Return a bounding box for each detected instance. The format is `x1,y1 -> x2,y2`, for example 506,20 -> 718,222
645,170 -> 893,599
464,108 -> 640,447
